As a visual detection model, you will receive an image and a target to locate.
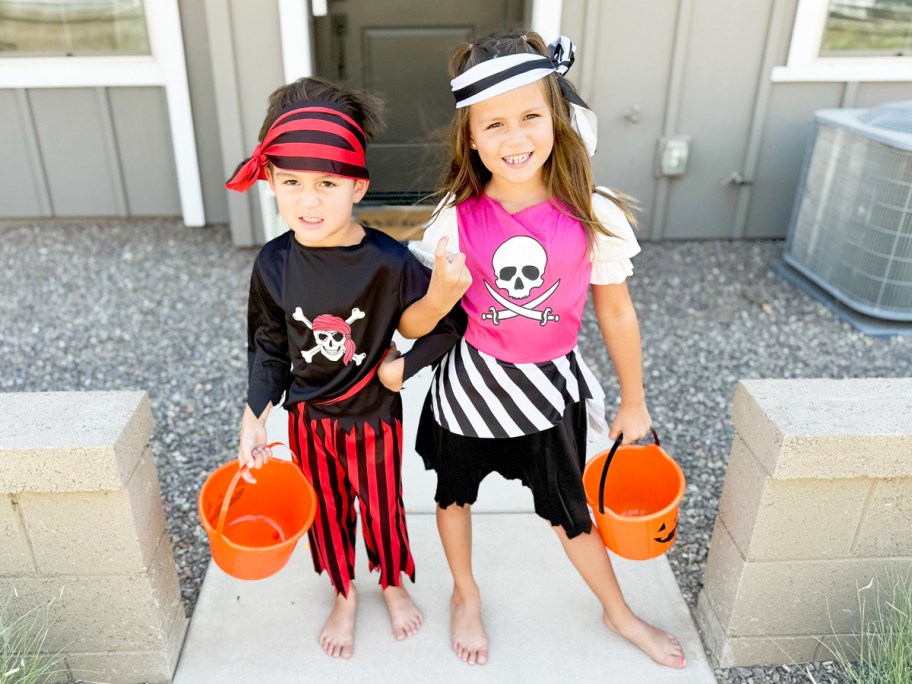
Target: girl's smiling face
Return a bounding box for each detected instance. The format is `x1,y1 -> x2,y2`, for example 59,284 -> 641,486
267,168 -> 368,248
467,81 -> 554,198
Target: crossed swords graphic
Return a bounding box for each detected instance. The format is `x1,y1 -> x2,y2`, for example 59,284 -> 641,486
481,280 -> 561,326
293,306 -> 366,365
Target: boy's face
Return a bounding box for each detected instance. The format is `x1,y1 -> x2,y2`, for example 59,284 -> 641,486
267,168 -> 369,248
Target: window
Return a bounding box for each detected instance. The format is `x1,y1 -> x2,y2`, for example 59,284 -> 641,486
773,0 -> 912,81
821,0 -> 912,56
0,0 -> 150,57
0,0 -> 203,226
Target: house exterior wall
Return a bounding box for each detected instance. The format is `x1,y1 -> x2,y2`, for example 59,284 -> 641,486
203,0 -> 286,245
0,86 -> 182,218
0,0 -> 229,224
563,0 -> 912,240
0,1 -> 909,243
179,0 -> 231,226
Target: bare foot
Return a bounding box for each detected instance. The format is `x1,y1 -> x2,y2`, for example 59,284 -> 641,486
604,612 -> 686,668
451,586 -> 488,665
382,586 -> 423,640
320,587 -> 357,658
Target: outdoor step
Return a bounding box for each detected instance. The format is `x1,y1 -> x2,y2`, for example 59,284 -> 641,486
174,513 -> 713,683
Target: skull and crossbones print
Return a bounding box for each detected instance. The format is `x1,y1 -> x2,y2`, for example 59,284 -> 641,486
482,236 -> 560,326
293,306 -> 367,365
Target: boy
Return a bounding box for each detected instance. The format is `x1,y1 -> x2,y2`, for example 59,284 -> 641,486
227,76 -> 469,659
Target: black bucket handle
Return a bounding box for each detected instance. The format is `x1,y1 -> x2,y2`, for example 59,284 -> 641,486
597,428 -> 660,515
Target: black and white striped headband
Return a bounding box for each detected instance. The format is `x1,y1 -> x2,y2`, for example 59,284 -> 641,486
450,36 -> 598,156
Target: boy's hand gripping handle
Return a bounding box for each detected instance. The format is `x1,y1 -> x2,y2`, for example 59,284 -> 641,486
216,442 -> 286,537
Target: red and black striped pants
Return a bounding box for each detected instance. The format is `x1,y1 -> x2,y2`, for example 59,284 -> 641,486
288,403 -> 416,597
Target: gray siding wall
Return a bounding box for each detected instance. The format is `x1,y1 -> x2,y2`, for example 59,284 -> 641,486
0,0 -> 231,225
0,91 -> 48,217
563,0 -> 912,240
0,86 -> 181,218
3,0 -> 909,240
179,0 -> 230,225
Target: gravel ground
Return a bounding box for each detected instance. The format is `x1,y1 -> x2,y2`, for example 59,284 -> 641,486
2,218 -> 910,684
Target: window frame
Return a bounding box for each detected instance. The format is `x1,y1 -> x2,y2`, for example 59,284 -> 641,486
0,0 -> 204,226
772,0 -> 912,82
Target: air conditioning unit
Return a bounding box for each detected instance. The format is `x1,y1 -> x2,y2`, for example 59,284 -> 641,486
784,101 -> 912,322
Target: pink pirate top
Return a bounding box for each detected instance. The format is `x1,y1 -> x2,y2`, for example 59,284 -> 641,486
409,189 -> 640,439
459,194 -> 589,363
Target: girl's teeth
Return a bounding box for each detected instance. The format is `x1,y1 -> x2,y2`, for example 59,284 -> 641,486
504,153 -> 530,164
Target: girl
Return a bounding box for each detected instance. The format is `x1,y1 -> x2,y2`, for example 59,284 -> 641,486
382,31 -> 685,668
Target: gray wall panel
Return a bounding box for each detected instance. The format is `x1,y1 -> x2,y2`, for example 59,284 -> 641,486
855,83 -> 912,109
230,0 -> 284,157
28,88 -> 118,216
108,87 -> 181,216
665,0 -> 774,239
776,0 -> 800,65
0,90 -> 44,217
580,0 -> 677,235
561,0 -> 585,43
179,0 -> 229,224
745,83 -> 844,239
204,0 -> 259,246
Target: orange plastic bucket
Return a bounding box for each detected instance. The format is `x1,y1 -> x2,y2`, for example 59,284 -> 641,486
583,429 -> 685,560
198,443 -> 317,580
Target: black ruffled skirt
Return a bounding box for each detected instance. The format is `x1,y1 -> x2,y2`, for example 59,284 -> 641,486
415,395 -> 593,539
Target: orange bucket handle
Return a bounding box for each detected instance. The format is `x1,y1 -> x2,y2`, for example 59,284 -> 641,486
596,428 -> 661,515
215,442 -> 288,538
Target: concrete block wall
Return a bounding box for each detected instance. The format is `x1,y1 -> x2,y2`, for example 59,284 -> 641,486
696,378 -> 912,667
0,392 -> 187,684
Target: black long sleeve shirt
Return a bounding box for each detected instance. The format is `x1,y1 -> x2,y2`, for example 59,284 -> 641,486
247,227 -> 462,425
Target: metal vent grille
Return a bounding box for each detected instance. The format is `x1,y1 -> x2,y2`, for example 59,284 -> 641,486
785,121 -> 912,321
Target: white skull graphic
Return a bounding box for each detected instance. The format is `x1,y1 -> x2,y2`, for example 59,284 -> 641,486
314,330 -> 345,361
492,236 -> 546,299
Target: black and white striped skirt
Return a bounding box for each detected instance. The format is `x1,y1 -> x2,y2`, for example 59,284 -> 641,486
428,338 -> 606,439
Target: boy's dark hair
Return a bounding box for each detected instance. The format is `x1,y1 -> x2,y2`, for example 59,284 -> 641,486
434,30 -> 637,245
257,76 -> 385,143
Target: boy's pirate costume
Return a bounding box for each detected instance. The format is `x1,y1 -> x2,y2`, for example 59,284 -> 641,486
230,101 -> 461,596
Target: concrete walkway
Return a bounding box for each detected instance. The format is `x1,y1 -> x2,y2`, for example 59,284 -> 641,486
174,513 -> 714,684
175,333 -> 714,683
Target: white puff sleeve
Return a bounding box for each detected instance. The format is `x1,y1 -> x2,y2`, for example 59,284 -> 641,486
590,188 -> 641,285
408,194 -> 460,269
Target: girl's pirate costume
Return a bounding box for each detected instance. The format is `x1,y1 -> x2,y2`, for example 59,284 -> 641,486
408,37 -> 641,539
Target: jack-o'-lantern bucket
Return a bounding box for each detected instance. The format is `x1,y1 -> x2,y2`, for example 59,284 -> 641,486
583,429 -> 685,560
198,443 -> 317,580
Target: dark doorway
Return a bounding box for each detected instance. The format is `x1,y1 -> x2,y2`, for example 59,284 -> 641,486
312,0 -> 525,203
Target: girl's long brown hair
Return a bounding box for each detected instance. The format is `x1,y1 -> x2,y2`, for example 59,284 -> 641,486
434,30 -> 637,247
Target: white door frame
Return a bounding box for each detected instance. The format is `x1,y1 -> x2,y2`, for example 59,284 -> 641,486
277,0 -> 562,81
261,0 -> 561,240
0,0 -> 205,226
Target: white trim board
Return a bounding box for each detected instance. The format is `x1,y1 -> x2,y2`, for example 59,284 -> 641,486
0,0 -> 205,226
530,0 -> 563,43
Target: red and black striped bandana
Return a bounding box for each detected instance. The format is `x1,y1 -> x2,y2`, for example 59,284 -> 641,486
226,101 -> 369,192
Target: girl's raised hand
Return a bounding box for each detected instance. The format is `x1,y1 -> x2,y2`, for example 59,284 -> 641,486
428,235 -> 472,310
608,399 -> 652,445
